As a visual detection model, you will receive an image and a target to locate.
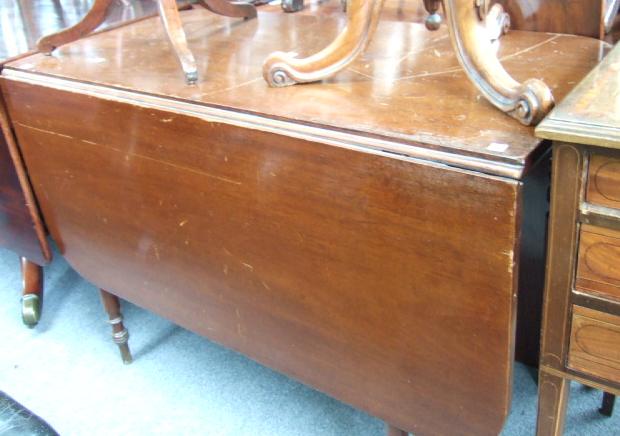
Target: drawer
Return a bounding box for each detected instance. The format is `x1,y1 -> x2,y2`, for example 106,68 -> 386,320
587,154 -> 620,209
576,224 -> 620,300
568,306 -> 620,382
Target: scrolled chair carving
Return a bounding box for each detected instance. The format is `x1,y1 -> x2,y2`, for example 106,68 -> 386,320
263,0 -> 554,126
263,0 -> 385,87
37,0 -> 256,84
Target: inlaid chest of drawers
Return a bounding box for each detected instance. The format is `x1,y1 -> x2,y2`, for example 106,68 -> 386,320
536,41 -> 620,436
0,9 -> 607,435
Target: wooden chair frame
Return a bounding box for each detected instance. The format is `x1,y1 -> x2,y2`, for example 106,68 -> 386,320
37,0 -> 257,84
263,0 -> 554,126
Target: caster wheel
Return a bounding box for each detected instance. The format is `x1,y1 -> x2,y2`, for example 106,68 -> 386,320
21,294 -> 41,328
425,12 -> 442,31
281,0 -> 303,13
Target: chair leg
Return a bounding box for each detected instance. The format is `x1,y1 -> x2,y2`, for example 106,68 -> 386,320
158,0 -> 256,84
386,423 -> 408,436
37,0 -> 114,53
196,0 -> 257,19
99,289 -> 133,364
600,392 -> 615,417
439,0 -> 554,125
20,257 -> 43,328
157,0 -> 199,84
263,0 -> 385,87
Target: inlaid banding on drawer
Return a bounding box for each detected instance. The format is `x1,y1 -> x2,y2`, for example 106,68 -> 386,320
568,306 -> 620,382
577,224 -> 620,300
587,155 -> 620,208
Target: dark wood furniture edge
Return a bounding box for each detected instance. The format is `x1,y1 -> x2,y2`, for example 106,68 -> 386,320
572,290 -> 620,317
580,203 -> 620,231
537,118 -> 620,150
540,364 -> 620,397
536,142 -> 584,435
539,143 -> 583,370
1,68 -> 534,180
0,90 -> 50,264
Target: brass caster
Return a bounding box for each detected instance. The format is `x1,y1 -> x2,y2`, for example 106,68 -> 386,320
111,323 -> 133,364
21,294 -> 41,328
184,70 -> 198,85
281,0 -> 303,13
118,342 -> 133,365
425,13 -> 442,31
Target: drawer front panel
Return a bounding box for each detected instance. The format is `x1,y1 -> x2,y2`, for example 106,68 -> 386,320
587,154 -> 620,209
576,224 -> 620,300
568,306 -> 620,382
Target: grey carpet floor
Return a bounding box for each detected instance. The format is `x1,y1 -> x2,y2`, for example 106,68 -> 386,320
0,247 -> 618,436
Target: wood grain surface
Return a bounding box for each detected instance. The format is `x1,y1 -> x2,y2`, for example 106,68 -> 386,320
568,306 -> 620,382
0,116 -> 47,265
3,75 -> 521,435
576,224 -> 620,301
4,9 -> 607,174
587,154 -> 620,209
0,7 -> 609,435
0,91 -> 50,265
0,0 -> 163,265
536,41 -> 620,149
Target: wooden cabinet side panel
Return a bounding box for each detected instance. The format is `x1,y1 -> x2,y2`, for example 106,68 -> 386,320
3,79 -> 521,436
539,144 -> 584,370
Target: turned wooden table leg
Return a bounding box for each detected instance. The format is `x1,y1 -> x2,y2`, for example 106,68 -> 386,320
100,289 -> 133,364
263,0 -> 385,86
439,0 -> 554,125
20,257 -> 43,328
536,370 -> 570,436
37,0 -> 114,53
386,423 -> 408,436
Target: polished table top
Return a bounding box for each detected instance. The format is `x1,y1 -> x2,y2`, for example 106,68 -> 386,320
4,8 -> 607,177
537,41 -> 620,149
